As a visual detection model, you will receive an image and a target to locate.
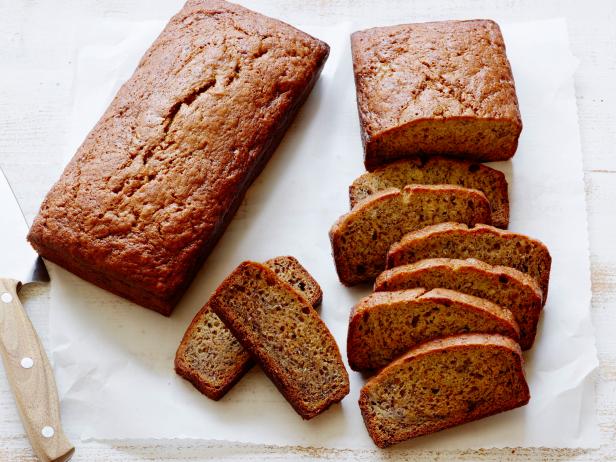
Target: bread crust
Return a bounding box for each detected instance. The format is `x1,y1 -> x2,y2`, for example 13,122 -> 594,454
211,261 -> 349,419
347,288 -> 520,371
387,223 -> 552,302
27,0 -> 330,315
359,334 -> 530,448
351,20 -> 521,170
349,157 -> 510,228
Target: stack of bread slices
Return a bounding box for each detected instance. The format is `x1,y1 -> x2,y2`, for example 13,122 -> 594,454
175,257 -> 349,419
329,156 -> 552,447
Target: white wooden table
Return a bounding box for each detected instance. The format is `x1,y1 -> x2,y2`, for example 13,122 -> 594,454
1,0 -> 615,460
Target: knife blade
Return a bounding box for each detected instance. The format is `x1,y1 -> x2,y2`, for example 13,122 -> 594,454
0,166 -> 74,462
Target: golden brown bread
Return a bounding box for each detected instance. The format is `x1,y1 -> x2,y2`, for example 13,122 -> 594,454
174,256 -> 322,400
374,258 -> 543,349
351,20 -> 521,170
27,0 -> 329,315
387,222 -> 552,302
330,185 -> 492,286
347,288 -> 519,371
349,157 -> 509,228
210,261 -> 349,419
359,334 -> 530,448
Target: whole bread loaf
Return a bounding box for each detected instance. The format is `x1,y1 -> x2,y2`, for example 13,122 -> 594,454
211,261 -> 349,419
351,20 -> 522,170
174,256 -> 322,400
26,0 -> 329,315
374,258 -> 543,349
349,157 -> 509,228
347,288 -> 519,371
330,185 -> 492,286
359,334 -> 530,448
387,223 -> 552,301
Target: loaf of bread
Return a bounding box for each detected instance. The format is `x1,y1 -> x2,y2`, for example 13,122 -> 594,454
359,334 -> 530,447
174,256 -> 322,400
211,261 -> 349,419
351,20 -> 522,170
330,185 -> 492,286
387,223 -> 552,301
26,0 -> 330,315
349,157 -> 509,228
347,288 -> 519,371
374,258 -> 543,349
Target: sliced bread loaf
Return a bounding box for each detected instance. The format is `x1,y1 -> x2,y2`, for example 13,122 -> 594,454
349,157 -> 509,228
175,256 -> 322,400
374,258 -> 543,349
211,261 -> 349,419
359,334 -> 530,448
329,185 -> 492,286
387,223 -> 552,301
347,288 -> 519,371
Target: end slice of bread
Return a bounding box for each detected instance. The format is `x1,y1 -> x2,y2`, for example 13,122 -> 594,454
359,334 -> 530,448
175,256 -> 322,400
264,256 -> 323,307
374,258 -> 543,350
387,223 -> 552,302
211,261 -> 349,419
349,157 -> 509,228
330,185 -> 492,286
347,288 -> 519,371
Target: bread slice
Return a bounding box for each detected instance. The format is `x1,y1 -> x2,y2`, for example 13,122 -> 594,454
175,256 -> 322,400
359,334 -> 530,448
347,288 -> 519,371
349,157 -> 509,228
374,258 -> 543,350
263,256 -> 323,307
329,185 -> 492,286
387,223 -> 552,301
211,261 -> 349,419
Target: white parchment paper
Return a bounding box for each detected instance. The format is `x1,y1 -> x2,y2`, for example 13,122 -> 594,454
49,18 -> 599,449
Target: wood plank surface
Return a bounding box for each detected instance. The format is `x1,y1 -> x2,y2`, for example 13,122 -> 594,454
1,0 -> 615,460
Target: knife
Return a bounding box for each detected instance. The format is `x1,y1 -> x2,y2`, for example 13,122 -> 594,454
0,167 -> 74,462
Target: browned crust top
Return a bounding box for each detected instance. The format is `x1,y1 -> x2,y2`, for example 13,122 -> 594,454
28,0 -> 329,302
351,19 -> 521,137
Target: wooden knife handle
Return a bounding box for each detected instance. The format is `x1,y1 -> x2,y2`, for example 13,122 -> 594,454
0,278 -> 74,462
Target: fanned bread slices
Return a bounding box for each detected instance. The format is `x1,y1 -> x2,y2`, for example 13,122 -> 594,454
349,157 -> 509,228
374,258 -> 543,350
387,223 -> 552,301
347,288 -> 519,371
359,334 -> 530,448
330,185 -> 492,286
175,256 -> 322,400
211,261 -> 349,419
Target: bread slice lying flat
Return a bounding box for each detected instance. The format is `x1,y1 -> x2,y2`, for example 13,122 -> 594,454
374,258 -> 543,350
211,261 -> 349,419
349,157 -> 509,228
347,288 -> 519,371
262,256 -> 323,307
175,256 -> 322,400
330,185 -> 492,286
387,222 -> 552,301
359,334 -> 530,448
